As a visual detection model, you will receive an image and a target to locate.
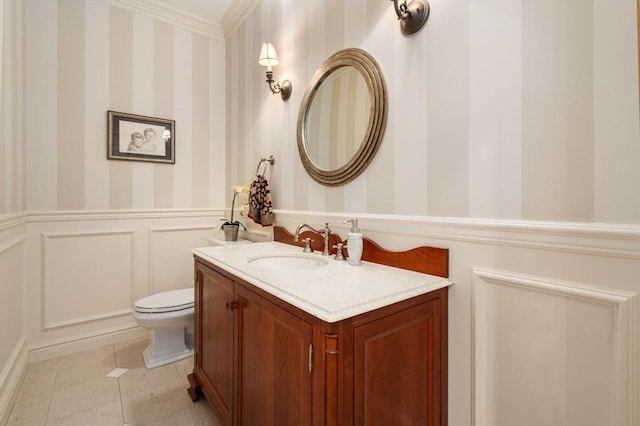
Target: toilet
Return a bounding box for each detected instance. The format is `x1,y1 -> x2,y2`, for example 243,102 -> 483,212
133,288 -> 195,369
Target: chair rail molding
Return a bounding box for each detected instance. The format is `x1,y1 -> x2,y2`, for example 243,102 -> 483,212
274,210 -> 640,259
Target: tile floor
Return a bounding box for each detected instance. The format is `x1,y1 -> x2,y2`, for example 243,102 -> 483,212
5,338 -> 222,426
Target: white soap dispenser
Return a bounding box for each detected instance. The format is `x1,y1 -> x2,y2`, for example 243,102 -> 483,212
343,219 -> 363,266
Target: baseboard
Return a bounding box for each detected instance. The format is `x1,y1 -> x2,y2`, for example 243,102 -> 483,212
0,337 -> 29,426
29,324 -> 149,364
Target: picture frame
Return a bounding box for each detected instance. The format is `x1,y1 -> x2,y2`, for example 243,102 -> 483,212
107,111 -> 175,164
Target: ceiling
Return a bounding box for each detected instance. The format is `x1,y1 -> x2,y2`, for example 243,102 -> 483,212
151,0 -> 235,24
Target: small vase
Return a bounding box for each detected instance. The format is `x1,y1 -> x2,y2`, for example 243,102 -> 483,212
222,224 -> 239,241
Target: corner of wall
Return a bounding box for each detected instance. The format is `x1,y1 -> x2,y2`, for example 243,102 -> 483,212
0,337 -> 29,426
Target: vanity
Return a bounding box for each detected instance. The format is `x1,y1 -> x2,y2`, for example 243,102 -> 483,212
187,227 -> 451,426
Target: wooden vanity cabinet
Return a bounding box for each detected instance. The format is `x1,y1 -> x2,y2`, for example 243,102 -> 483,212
189,260 -> 234,424
350,293 -> 446,426
190,260 -> 313,426
189,257 -> 448,426
235,284 -> 313,425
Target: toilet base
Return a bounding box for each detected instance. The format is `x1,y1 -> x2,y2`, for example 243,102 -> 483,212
142,327 -> 193,369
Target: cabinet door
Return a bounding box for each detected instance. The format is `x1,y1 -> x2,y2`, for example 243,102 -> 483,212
196,263 -> 235,426
236,286 -> 313,426
353,299 -> 443,426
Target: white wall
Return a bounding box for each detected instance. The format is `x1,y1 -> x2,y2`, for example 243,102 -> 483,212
273,212 -> 639,425
15,0 -> 228,352
1,0 -> 638,424
24,0 -> 226,212
227,0 -> 640,224
226,0 -> 640,424
0,0 -> 28,423
0,217 -> 28,426
24,209 -> 219,362
0,1 -> 229,422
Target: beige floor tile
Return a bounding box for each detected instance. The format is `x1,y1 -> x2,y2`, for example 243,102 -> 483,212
57,345 -> 115,371
114,336 -> 148,353
118,363 -> 183,397
193,398 -> 224,426
53,358 -> 117,391
16,358 -> 59,401
5,338 -> 209,426
140,406 -> 203,426
45,401 -> 123,426
54,345 -> 116,390
47,376 -> 120,422
173,356 -> 195,389
122,385 -> 195,425
5,392 -> 51,426
115,338 -> 149,369
23,358 -> 59,379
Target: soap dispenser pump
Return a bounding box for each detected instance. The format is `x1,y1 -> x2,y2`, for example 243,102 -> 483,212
343,219 -> 363,266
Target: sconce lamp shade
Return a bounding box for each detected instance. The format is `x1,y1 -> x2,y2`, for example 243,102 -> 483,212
259,43 -> 279,67
258,41 -> 291,101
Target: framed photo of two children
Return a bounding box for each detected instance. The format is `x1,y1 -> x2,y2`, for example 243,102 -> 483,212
107,111 -> 175,164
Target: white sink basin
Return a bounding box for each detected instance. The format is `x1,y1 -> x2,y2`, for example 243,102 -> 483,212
247,253 -> 330,270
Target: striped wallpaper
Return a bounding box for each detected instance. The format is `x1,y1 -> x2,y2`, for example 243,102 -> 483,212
226,0 -> 640,224
1,0 -> 639,225
1,0 -> 25,216
2,0 -> 227,214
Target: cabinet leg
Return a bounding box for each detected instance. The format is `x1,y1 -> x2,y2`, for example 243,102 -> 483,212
187,373 -> 201,402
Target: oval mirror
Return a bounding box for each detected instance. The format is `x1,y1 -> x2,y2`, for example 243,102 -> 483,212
297,48 -> 388,186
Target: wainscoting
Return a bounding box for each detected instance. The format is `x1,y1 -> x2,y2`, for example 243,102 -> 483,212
0,215 -> 28,426
1,209 -> 638,425
24,209 -> 222,363
273,211 -> 639,426
473,267 -> 637,425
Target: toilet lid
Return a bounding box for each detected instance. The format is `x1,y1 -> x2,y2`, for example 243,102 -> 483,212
134,288 -> 194,313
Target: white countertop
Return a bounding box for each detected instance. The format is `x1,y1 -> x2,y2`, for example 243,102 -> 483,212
193,241 -> 452,323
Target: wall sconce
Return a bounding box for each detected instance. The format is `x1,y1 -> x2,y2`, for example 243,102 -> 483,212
258,42 -> 292,101
390,0 -> 430,35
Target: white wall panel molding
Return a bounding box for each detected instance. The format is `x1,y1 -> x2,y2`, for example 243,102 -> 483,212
0,234 -> 25,254
42,308 -> 133,331
0,212 -> 27,232
0,337 -> 28,426
274,210 -> 640,259
148,224 -> 216,294
149,224 -> 217,233
472,267 -> 638,426
27,208 -> 221,223
28,323 -> 148,364
109,0 -> 225,40
41,229 -> 136,331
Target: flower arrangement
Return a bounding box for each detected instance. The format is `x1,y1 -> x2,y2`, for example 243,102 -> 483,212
220,184 -> 250,232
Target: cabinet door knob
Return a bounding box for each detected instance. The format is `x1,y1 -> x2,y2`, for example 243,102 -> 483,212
226,301 -> 238,311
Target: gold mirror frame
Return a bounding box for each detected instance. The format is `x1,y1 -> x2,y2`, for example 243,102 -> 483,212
297,48 -> 388,186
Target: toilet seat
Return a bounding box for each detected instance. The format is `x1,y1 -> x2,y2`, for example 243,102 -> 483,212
134,288 -> 194,314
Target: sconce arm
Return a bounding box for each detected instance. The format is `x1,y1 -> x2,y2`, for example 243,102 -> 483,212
392,0 -> 410,20
390,0 -> 429,35
265,70 -> 292,101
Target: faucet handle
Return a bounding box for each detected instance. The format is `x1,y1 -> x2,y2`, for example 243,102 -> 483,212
333,243 -> 346,261
303,238 -> 314,253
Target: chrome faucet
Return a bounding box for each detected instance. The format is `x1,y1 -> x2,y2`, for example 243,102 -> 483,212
293,222 -> 332,256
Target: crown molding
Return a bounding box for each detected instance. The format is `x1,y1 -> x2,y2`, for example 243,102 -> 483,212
221,0 -> 258,40
109,0 -> 225,41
